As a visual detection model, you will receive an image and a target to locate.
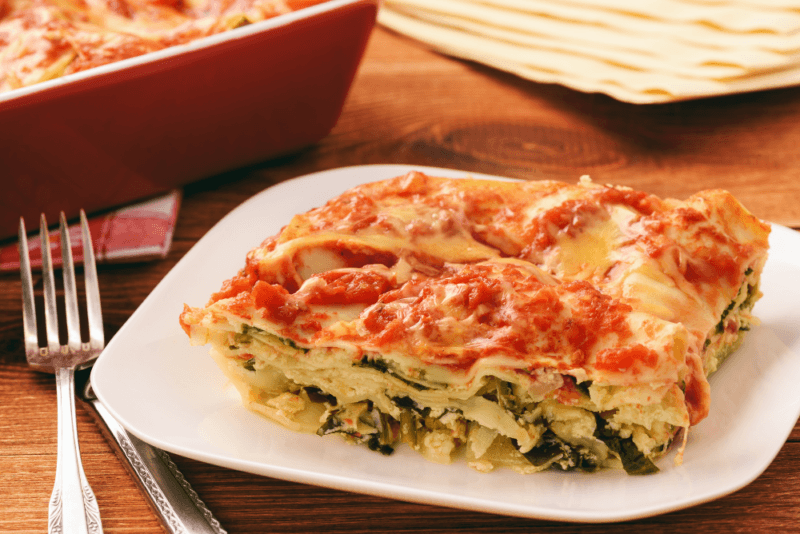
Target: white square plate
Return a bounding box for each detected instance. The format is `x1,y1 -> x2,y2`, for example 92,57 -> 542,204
92,165 -> 800,522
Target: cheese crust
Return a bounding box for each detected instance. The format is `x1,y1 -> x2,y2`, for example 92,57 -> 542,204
180,172 -> 770,474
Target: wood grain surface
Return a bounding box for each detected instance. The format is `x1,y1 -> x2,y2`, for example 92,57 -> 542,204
2,26 -> 800,533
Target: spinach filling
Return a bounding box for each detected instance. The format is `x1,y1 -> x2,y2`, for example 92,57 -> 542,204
316,400 -> 396,455
714,299 -> 738,335
593,416 -> 659,475
712,270 -> 757,337
515,415 -> 659,475
231,325 -> 309,353
482,378 -> 658,475
574,380 -> 592,397
237,335 -> 657,474
231,326 -> 310,372
516,431 -> 602,473
356,355 -> 432,391
276,336 -> 309,353
313,376 -> 659,475
316,395 -> 466,457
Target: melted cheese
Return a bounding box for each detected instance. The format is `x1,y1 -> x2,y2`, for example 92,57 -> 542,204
551,205 -> 632,279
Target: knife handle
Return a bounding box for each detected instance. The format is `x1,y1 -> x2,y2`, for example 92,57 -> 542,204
78,373 -> 227,534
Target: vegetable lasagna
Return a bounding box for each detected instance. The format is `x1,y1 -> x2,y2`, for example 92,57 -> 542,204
0,0 -> 328,93
180,172 -> 770,475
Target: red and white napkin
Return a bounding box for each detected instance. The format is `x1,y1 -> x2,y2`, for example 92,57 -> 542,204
1,190 -> 181,272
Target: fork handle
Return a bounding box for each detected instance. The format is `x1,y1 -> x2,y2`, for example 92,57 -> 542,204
50,367 -> 103,534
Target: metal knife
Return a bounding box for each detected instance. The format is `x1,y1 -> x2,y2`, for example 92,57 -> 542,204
76,369 -> 227,534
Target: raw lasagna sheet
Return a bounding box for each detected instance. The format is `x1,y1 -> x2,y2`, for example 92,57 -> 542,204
377,0 -> 800,103
180,171 -> 769,475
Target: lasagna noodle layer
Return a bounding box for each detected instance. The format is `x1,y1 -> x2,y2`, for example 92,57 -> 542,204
180,172 -> 770,474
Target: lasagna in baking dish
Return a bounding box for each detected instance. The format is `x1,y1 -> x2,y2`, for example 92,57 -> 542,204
0,0 -> 328,93
180,172 -> 770,474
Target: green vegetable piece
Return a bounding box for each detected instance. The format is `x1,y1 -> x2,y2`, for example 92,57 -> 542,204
517,431 -> 600,472
594,416 -> 659,475
574,380 -> 592,398
317,412 -> 343,436
366,435 -> 395,455
519,431 -> 567,468
278,336 -> 308,353
358,357 -> 430,391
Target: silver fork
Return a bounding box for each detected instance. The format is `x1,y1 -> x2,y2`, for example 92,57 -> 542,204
20,211 -> 103,534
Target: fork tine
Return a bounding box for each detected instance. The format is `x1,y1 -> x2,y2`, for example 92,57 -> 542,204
60,213 -> 82,352
81,210 -> 104,350
40,214 -> 61,354
18,218 -> 39,356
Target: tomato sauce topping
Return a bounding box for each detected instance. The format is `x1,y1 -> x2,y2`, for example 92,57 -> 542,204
209,249 -> 301,303
523,199 -> 601,252
325,242 -> 397,270
363,304 -> 398,335
594,345 -> 659,374
682,253 -> 740,287
595,187 -> 658,216
307,192 -> 379,233
208,266 -> 257,304
637,207 -> 743,289
561,280 -> 633,355
306,270 -> 393,306
252,281 -> 302,325
520,184 -> 655,257
392,171 -> 434,197
356,263 -> 640,373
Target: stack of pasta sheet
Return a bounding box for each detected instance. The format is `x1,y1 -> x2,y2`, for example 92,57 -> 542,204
378,0 -> 800,104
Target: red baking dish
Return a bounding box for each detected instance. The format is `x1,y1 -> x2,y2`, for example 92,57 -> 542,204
0,0 -> 378,240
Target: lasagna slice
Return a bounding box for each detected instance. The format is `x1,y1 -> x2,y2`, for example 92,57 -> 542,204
180,172 -> 770,474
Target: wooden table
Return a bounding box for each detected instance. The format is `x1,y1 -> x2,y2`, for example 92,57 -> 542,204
3,26 -> 800,533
